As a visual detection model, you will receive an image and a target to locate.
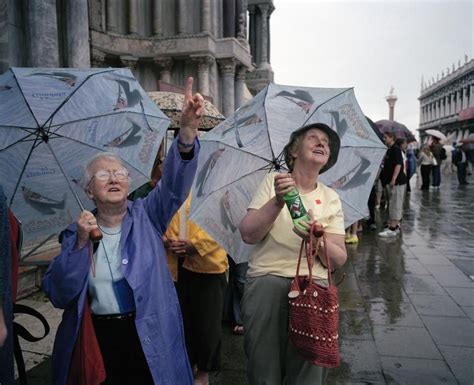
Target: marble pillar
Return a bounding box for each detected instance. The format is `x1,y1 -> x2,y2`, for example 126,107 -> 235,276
463,86 -> 469,110
28,0 -> 59,67
155,57 -> 173,84
235,66 -> 247,108
456,90 -> 462,113
128,0 -> 139,35
470,86 -> 474,108
65,0 -> 90,67
219,58 -> 236,116
153,0 -> 162,35
223,0 -> 236,37
248,5 -> 257,60
236,0 -> 248,41
106,0 -> 118,32
178,0 -> 186,34
258,4 -> 270,68
193,55 -> 214,97
201,0 -> 211,33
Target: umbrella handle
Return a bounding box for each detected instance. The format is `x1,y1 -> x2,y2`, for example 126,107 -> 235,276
89,228 -> 103,242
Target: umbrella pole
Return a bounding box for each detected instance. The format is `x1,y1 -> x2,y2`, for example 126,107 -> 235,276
45,141 -> 103,242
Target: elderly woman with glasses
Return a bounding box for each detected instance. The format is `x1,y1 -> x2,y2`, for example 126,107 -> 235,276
239,123 -> 347,385
42,78 -> 203,385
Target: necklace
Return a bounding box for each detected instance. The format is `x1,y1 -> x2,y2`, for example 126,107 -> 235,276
98,224 -> 122,235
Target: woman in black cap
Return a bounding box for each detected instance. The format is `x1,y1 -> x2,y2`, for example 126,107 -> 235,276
239,123 -> 347,385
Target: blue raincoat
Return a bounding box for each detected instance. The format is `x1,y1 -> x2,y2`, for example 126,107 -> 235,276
42,139 -> 198,385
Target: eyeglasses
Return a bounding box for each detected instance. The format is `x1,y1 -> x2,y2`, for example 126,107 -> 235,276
88,169 -> 129,185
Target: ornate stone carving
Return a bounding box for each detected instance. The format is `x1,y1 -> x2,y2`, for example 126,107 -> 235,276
120,55 -> 139,68
192,55 -> 215,73
218,58 -> 237,75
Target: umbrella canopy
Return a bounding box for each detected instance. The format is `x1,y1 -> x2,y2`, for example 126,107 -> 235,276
375,119 -> 415,141
0,67 -> 170,261
425,129 -> 447,142
189,83 -> 386,262
147,91 -> 224,131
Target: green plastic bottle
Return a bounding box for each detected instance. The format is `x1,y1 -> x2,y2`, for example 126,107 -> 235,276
283,187 -> 311,232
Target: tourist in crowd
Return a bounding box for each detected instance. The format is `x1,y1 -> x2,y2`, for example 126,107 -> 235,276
42,77 -> 203,385
429,136 -> 445,188
452,143 -> 469,185
378,132 -> 407,238
417,145 -> 435,190
239,123 -> 347,385
164,194 -> 228,385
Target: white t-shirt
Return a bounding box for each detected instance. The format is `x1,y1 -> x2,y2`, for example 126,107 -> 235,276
247,173 -> 345,279
88,225 -> 124,315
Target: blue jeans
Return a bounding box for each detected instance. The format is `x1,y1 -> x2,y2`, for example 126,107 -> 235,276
431,164 -> 441,187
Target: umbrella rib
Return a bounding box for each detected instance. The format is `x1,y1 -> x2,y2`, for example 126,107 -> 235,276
10,69 -> 41,130
0,131 -> 38,152
201,139 -> 279,166
196,163 -> 276,199
8,131 -> 42,207
261,86 -> 276,161
302,88 -> 352,127
46,110 -> 170,130
41,69 -> 117,128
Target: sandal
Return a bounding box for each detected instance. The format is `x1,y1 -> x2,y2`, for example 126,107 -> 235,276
233,324 -> 244,335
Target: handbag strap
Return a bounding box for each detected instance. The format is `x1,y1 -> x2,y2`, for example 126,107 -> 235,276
294,223 -> 333,290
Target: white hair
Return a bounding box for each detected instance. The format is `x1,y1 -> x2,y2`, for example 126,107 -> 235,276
82,152 -> 125,189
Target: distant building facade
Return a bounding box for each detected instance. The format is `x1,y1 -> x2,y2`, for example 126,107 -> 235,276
0,0 -> 275,116
418,58 -> 474,143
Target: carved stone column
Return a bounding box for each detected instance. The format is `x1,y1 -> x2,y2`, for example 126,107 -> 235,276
258,3 -> 273,68
106,0 -> 118,32
120,55 -> 139,69
28,0 -> 60,67
456,89 -> 463,113
128,0 -> 139,35
154,57 -> 173,84
65,0 -> 90,67
449,93 -> 455,116
236,0 -> 248,42
193,55 -> 214,97
470,85 -> 474,108
153,0 -> 162,36
463,86 -> 469,110
235,66 -> 247,108
248,5 -> 257,60
178,0 -> 187,34
201,0 -> 211,33
219,58 -> 237,116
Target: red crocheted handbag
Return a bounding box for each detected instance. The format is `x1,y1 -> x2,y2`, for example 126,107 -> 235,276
288,225 -> 341,368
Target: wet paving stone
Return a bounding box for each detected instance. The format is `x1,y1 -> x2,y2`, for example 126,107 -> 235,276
368,300 -> 424,328
421,316 -> 474,347
444,287 -> 474,307
438,345 -> 474,385
402,274 -> 446,295
407,294 -> 465,317
372,326 -> 442,359
380,356 -> 457,385
328,339 -> 384,385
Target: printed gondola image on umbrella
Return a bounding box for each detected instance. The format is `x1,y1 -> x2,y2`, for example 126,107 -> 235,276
0,67 -> 170,262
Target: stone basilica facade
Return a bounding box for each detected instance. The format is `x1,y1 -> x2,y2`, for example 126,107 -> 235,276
418,57 -> 474,143
0,0 -> 275,116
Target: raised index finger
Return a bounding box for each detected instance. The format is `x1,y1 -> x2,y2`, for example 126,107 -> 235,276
184,77 -> 194,101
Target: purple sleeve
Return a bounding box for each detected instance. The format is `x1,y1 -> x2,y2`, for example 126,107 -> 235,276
42,228 -> 91,309
142,138 -> 200,234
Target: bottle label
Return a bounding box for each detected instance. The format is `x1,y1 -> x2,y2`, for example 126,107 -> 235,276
286,195 -> 307,220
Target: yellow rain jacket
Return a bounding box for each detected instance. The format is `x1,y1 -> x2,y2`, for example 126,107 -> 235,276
165,194 -> 228,281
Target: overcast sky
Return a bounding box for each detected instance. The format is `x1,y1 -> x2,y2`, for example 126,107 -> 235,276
270,0 -> 474,137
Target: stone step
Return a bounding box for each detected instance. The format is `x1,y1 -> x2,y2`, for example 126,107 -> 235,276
17,266 -> 47,300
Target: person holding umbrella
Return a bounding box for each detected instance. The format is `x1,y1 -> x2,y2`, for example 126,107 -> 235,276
239,123 -> 347,385
42,77 -> 203,385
